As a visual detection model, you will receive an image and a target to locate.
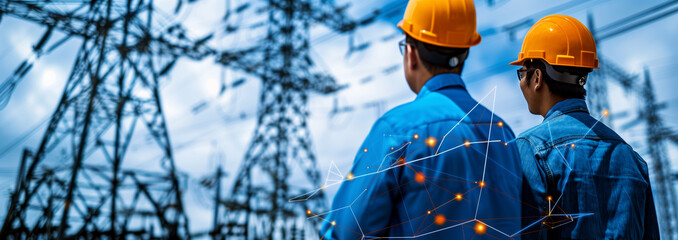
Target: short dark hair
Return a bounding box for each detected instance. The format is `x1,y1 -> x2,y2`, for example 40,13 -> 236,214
524,59 -> 592,99
405,35 -> 468,75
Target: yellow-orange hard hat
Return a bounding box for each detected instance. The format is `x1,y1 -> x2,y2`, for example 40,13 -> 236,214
510,15 -> 599,69
397,0 -> 482,48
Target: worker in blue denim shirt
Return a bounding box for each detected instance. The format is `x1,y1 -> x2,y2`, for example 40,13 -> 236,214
509,15 -> 660,239
320,0 -> 524,239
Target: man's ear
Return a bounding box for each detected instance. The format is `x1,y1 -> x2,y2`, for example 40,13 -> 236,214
532,68 -> 543,91
406,44 -> 419,71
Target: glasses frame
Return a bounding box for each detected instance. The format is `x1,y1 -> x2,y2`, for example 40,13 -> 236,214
398,39 -> 407,56
517,68 -> 530,81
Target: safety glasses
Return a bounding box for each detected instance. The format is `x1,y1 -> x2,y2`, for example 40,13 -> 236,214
399,39 -> 407,56
517,68 -> 529,81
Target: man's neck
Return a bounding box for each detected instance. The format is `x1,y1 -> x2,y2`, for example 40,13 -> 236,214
413,72 -> 435,94
540,95 -> 569,118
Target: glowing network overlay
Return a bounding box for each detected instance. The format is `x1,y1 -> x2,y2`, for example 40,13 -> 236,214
290,87 -> 606,239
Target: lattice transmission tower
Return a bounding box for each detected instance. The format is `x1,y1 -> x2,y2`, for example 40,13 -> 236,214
0,0 -> 211,238
212,1 -> 377,239
583,6 -> 678,237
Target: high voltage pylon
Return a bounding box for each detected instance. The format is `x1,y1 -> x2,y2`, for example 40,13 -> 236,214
583,4 -> 678,237
211,1 -> 377,239
0,0 -> 211,238
626,68 -> 678,240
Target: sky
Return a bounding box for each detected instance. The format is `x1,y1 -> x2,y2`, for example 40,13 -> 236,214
0,0 -> 677,237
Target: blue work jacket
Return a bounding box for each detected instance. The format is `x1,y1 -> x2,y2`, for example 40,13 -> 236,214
321,74 -> 523,239
516,98 -> 660,239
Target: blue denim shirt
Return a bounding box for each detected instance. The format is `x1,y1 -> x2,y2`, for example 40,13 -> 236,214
321,74 -> 523,239
516,99 -> 660,239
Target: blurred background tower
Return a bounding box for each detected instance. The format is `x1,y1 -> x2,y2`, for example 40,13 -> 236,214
583,7 -> 678,238
0,0 -> 210,238
214,0 -> 377,239
637,68 -> 678,239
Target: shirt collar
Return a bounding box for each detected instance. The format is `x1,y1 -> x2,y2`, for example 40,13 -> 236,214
544,98 -> 589,121
416,73 -> 466,100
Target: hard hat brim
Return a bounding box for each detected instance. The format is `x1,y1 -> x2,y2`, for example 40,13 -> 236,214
509,59 -> 524,66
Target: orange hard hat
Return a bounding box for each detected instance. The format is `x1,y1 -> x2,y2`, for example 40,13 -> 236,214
510,15 -> 599,69
397,0 -> 481,48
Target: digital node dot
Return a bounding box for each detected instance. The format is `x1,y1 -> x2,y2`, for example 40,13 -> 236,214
434,214 -> 446,226
415,172 -> 425,183
474,222 -> 486,234
426,137 -> 437,147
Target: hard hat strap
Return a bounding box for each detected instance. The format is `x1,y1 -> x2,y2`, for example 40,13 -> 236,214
543,62 -> 587,86
416,43 -> 469,68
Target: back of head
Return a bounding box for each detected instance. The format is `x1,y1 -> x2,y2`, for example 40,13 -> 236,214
524,59 -> 592,99
510,15 -> 599,99
398,0 -> 482,75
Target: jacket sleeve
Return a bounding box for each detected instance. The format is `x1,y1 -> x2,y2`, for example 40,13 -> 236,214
321,118 -> 401,240
642,174 -> 660,239
634,152 -> 660,239
603,146 -> 661,239
514,137 -> 548,236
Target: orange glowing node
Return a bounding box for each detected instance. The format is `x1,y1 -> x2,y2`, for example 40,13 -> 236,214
306,210 -> 312,215
463,140 -> 471,148
478,181 -> 486,187
398,157 -> 406,165
497,121 -> 504,127
415,172 -> 425,183
602,109 -> 610,117
347,173 -> 354,181
427,210 -> 431,215
504,142 -> 508,146
391,147 -> 394,150
331,221 -> 336,226
413,134 -> 419,139
547,196 -> 553,201
426,137 -> 437,147
474,222 -> 487,234
363,148 -> 368,153
455,194 -> 463,201
571,143 -> 575,148
434,214 -> 446,226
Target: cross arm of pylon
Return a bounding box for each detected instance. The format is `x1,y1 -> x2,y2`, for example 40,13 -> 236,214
307,72 -> 348,95
660,128 -> 678,146
215,46 -> 269,76
0,1 -> 91,38
308,1 -> 380,34
0,1 -> 214,60
597,56 -> 640,92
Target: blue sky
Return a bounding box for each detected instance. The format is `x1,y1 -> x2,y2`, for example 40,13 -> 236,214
0,0 -> 677,236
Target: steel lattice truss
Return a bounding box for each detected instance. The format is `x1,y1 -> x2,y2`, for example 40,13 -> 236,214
0,0 -> 212,238
212,0 -> 377,239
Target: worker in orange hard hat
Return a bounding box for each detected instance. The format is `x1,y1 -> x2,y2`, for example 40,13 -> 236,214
511,15 -> 660,239
322,0 -> 523,239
